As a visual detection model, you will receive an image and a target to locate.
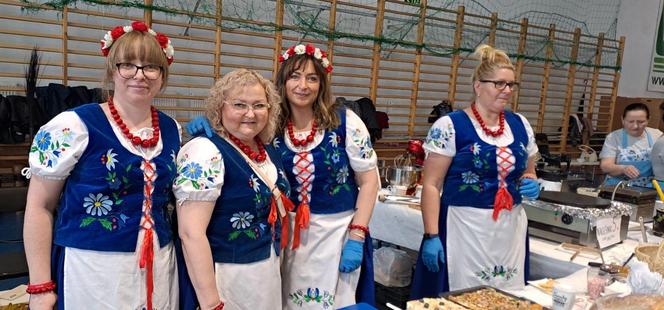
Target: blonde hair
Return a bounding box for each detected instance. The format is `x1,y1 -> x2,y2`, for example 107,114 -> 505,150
205,69 -> 281,142
275,55 -> 339,133
470,44 -> 515,85
102,30 -> 171,92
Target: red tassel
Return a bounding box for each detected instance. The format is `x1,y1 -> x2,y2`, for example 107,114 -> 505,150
139,229 -> 155,310
492,187 -> 513,221
291,202 -> 310,250
279,195 -> 295,250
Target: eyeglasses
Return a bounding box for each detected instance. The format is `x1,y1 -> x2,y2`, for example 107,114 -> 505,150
480,80 -> 520,91
226,101 -> 271,112
116,63 -> 163,80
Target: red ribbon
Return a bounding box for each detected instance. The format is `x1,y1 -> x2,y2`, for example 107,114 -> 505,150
292,202 -> 310,250
492,187 -> 513,221
139,228 -> 155,310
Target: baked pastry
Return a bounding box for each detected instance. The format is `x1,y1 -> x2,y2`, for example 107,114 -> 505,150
589,294 -> 664,310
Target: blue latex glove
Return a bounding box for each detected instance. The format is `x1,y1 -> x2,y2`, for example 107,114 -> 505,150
186,116 -> 214,138
422,238 -> 445,272
519,178 -> 540,200
339,239 -> 364,273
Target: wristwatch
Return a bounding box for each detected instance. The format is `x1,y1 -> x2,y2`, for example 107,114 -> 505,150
423,233 -> 439,240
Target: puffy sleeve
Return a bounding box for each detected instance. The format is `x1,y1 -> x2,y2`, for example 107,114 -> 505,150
173,137 -> 225,206
599,130 -> 621,159
344,109 -> 378,172
517,113 -> 539,157
423,115 -> 456,157
28,111 -> 88,180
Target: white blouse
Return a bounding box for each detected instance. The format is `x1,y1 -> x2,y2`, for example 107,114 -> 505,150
29,109 -> 182,179
173,137 -> 279,206
423,112 -> 538,158
275,109 -> 378,173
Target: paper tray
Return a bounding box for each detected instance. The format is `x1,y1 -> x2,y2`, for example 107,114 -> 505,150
440,285 -> 549,309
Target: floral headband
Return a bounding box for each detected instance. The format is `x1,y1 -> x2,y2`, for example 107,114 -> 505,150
279,43 -> 333,73
100,21 -> 174,65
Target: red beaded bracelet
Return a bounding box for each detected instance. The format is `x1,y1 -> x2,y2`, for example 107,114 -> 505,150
348,224 -> 369,235
26,281 -> 56,294
213,301 -> 225,310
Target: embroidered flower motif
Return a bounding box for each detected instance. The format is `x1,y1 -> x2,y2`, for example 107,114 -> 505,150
182,162 -> 203,180
425,124 -> 453,150
331,152 -> 340,164
106,172 -> 122,190
470,142 -> 481,155
35,130 -> 51,151
520,142 -> 527,154
329,132 -> 340,148
83,193 -> 113,216
249,174 -> 261,192
272,138 -> 281,149
30,128 -> 74,168
351,129 -> 375,160
230,211 -> 254,230
336,166 -> 349,183
102,149 -> 119,171
461,171 -> 479,184
289,288 -> 334,308
475,265 -> 518,281
473,157 -> 483,169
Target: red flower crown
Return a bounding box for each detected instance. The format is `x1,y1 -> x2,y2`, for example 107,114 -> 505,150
279,43 -> 333,73
100,21 -> 174,65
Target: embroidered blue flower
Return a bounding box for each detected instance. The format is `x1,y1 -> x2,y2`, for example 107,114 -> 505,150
428,127 -> 441,140
103,149 -> 119,171
182,162 -> 203,179
83,193 -> 113,216
35,130 -> 51,151
473,157 -> 483,169
461,171 -> 479,184
425,124 -> 453,150
336,166 -> 349,183
331,151 -> 340,164
470,142 -> 481,155
230,211 -> 254,229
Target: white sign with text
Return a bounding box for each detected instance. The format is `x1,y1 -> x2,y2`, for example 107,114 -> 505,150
595,216 -> 621,249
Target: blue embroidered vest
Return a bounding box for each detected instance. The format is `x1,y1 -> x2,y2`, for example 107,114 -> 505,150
275,109 -> 358,214
54,103 -> 179,251
442,111 -> 529,208
206,134 -> 291,264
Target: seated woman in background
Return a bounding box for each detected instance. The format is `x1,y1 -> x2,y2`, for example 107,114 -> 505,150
23,21 -> 180,309
600,102 -> 663,187
174,69 -> 291,309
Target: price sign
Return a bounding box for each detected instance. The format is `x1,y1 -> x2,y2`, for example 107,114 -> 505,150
595,216 -> 621,248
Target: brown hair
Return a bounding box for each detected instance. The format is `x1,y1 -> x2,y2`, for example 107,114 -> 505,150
205,69 -> 281,142
470,44 -> 515,89
275,54 -> 339,133
102,30 -> 171,92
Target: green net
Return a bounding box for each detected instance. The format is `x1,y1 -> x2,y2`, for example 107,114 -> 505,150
18,0 -> 622,70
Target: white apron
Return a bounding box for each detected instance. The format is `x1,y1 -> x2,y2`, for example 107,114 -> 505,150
63,230 -> 178,310
215,250 -> 281,310
282,210 -> 361,310
445,204 -> 528,291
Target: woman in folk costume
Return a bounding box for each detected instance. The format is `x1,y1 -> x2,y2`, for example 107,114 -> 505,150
274,43 -> 379,309
600,102 -> 662,187
174,69 -> 292,310
23,21 -> 180,309
186,43 -> 380,308
410,44 -> 541,299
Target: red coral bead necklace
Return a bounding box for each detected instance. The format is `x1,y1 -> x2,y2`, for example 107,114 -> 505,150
471,102 -> 505,137
228,134 -> 267,163
287,119 -> 317,147
108,96 -> 160,148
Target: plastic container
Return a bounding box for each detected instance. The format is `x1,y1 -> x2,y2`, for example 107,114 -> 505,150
552,283 -> 576,310
587,266 -> 610,300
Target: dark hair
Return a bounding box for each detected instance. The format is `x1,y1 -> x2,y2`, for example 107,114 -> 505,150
275,54 -> 339,134
623,102 -> 650,119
